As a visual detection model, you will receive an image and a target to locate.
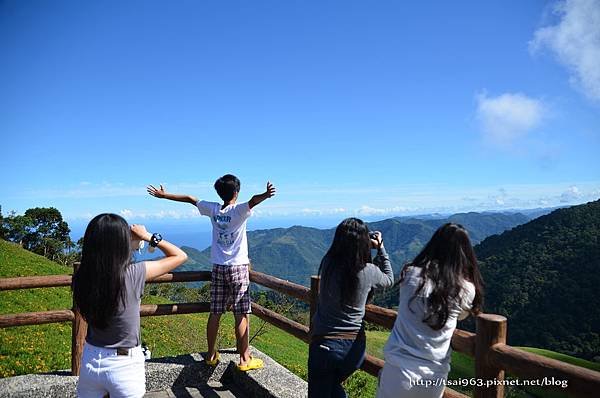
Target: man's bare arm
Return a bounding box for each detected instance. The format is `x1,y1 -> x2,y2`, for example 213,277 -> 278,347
248,182 -> 276,209
147,184 -> 198,205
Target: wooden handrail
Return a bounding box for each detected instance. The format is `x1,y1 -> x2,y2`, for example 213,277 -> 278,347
249,270 -> 310,303
489,343 -> 600,396
140,302 -> 210,317
0,274 -> 72,290
146,271 -> 211,284
364,303 -> 396,328
251,302 -> 310,343
0,271 -> 212,291
361,354 -> 384,377
475,314 -> 507,397
0,309 -> 75,327
0,303 -> 212,328
452,329 -> 477,358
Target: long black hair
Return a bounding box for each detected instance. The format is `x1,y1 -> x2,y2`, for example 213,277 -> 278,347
401,222 -> 483,330
318,218 -> 372,304
72,213 -> 132,329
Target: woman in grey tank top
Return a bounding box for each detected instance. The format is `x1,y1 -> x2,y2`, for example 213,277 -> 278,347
308,218 -> 394,397
72,213 -> 187,398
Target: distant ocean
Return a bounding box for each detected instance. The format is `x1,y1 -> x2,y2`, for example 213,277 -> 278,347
69,224 -> 212,253
67,216 -> 346,257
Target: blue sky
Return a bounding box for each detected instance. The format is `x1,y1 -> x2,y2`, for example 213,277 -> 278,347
1,0 -> 599,230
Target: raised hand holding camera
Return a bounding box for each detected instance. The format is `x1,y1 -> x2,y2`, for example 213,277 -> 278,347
370,231 -> 383,249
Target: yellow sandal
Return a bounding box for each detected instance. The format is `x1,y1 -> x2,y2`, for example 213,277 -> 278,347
205,351 -> 220,366
237,357 -> 264,372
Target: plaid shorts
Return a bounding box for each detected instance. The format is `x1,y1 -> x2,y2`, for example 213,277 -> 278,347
210,264 -> 251,314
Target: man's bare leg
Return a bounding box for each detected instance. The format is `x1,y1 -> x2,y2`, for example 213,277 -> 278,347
207,313 -> 222,361
234,313 -> 251,365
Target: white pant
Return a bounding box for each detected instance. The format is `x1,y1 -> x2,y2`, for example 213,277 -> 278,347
77,343 -> 146,398
376,362 -> 446,398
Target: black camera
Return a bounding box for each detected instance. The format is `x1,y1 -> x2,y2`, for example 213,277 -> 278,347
369,231 -> 378,239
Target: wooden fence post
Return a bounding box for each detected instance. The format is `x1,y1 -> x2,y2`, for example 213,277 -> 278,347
474,313 -> 507,398
71,264 -> 87,376
309,276 -> 320,332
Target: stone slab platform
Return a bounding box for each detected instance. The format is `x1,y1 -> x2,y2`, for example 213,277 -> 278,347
0,347 -> 307,398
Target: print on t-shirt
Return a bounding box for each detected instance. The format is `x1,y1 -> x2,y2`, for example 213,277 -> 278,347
196,200 -> 252,266
215,214 -> 236,246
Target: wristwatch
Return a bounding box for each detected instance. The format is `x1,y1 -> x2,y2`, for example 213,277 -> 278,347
149,233 -> 163,248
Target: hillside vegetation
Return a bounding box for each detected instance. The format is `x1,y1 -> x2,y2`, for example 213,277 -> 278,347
0,240 -> 73,376
476,200 -> 600,359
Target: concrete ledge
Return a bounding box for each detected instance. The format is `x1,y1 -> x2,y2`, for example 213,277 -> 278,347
0,372 -> 78,398
221,348 -> 308,398
0,347 -> 307,398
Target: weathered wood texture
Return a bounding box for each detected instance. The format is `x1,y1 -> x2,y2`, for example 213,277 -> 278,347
140,302 -> 211,317
0,310 -> 74,327
71,262 -> 87,376
489,344 -> 600,397
0,274 -> 72,290
452,329 -> 476,358
0,271 -> 211,291
71,308 -> 87,376
146,271 -> 211,284
309,276 -> 320,331
251,302 -> 310,343
249,271 -> 311,303
364,304 -> 397,329
475,313 -> 507,398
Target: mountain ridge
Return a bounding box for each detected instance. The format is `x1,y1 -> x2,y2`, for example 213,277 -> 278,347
182,211 -> 530,284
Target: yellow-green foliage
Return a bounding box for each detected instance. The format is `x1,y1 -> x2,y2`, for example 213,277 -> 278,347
0,240 -> 73,377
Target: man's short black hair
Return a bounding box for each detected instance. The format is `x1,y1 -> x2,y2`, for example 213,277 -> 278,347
214,174 -> 241,202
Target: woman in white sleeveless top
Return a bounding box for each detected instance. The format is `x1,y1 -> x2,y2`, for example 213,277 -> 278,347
377,223 -> 483,398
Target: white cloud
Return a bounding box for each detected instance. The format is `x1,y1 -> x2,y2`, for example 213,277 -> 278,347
355,205 -> 407,216
120,209 -> 133,218
61,182 -> 599,222
488,188 -> 509,206
116,208 -> 201,220
560,185 -> 584,202
476,92 -> 545,145
530,0 -> 600,101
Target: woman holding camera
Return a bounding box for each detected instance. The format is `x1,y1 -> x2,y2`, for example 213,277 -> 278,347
308,217 -> 394,398
72,213 -> 187,398
376,223 -> 483,398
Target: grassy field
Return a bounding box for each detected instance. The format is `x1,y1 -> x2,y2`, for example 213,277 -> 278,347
1,239 -> 599,398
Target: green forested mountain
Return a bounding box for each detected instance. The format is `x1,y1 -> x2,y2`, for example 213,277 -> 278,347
475,200 -> 600,359
177,245 -> 211,271
182,212 -> 529,285
181,203 -> 600,360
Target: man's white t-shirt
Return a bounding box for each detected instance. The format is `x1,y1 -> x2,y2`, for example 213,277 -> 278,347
196,200 -> 252,266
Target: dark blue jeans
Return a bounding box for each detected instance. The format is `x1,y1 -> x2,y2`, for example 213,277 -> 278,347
307,338 -> 366,398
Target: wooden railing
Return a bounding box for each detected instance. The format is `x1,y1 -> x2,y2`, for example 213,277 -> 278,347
1,271 -> 599,398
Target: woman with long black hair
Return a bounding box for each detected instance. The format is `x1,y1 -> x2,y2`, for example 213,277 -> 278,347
308,218 -> 394,398
73,213 -> 187,398
377,223 -> 484,398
